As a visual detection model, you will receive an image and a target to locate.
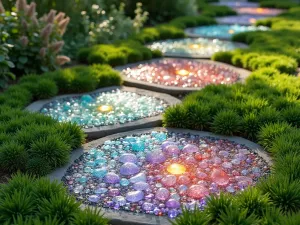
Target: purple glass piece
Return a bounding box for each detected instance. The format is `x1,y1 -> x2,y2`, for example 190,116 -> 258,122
142,202 -> 154,211
146,150 -> 166,164
165,145 -> 180,156
108,188 -> 120,197
182,144 -> 199,153
119,153 -> 138,163
129,172 -> 147,183
133,181 -> 150,191
104,172 -> 120,184
161,141 -> 176,150
126,191 -> 144,202
88,195 -> 100,203
120,162 -> 140,176
155,188 -> 170,201
166,199 -> 180,208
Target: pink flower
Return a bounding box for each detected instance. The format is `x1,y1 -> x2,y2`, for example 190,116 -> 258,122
55,12 -> 66,23
21,19 -> 28,31
50,41 -> 64,54
26,2 -> 36,17
31,15 -> 39,27
56,55 -> 71,65
47,9 -> 57,24
58,17 -> 70,35
39,47 -> 47,58
20,36 -> 29,47
16,0 -> 28,12
0,0 -> 5,14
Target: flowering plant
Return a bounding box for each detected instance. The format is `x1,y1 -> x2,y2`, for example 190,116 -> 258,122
0,0 -> 70,75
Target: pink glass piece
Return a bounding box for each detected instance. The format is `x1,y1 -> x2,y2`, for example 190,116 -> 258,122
182,144 -> 199,153
211,168 -> 230,186
187,185 -> 209,199
161,175 -> 177,187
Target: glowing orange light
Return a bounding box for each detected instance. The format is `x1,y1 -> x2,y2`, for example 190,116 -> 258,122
189,44 -> 201,49
249,18 -> 256,24
228,29 -> 235,34
176,69 -> 190,76
167,163 -> 186,175
98,105 -> 113,113
256,8 -> 264,13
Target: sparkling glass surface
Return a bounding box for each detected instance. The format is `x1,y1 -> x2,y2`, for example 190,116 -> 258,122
147,38 -> 244,58
40,89 -> 168,128
214,1 -> 259,8
217,15 -> 268,25
187,25 -> 269,39
63,131 -> 270,218
122,59 -> 240,88
236,7 -> 284,16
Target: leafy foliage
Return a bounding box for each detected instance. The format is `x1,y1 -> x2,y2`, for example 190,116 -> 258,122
0,0 -> 71,74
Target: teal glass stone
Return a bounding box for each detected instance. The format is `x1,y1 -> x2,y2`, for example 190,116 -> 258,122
93,168 -> 107,178
84,167 -> 92,173
81,95 -> 93,103
79,176 -> 87,183
95,157 -> 107,165
131,141 -> 145,152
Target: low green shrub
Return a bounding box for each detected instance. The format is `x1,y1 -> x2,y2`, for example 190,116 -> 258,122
260,0 -> 298,9
258,122 -> 292,150
162,105 -> 187,128
169,15 -> 216,29
183,101 -> 210,130
205,193 -> 233,224
270,129 -> 300,156
78,40 -> 153,66
29,135 -> 71,169
0,174 -> 109,224
0,142 -> 28,173
236,187 -> 271,218
198,3 -> 237,17
211,51 -> 234,64
73,208 -> 110,225
274,153 -> 300,182
282,106 -> 300,127
171,207 -> 210,225
34,79 -> 58,100
259,176 -> 300,214
212,110 -> 242,136
217,205 -> 260,225
26,158 -> 52,177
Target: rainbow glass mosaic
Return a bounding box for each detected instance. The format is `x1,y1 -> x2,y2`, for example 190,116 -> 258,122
186,24 -> 269,39
147,38 -> 245,58
40,90 -> 168,128
63,131 -> 270,218
236,7 -> 284,16
217,15 -> 268,25
122,59 -> 240,88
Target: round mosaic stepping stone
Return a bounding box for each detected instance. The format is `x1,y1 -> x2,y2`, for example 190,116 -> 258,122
52,127 -> 271,223
217,15 -> 269,26
115,58 -> 250,95
146,38 -> 247,59
235,7 -> 284,16
185,24 -> 269,40
26,86 -> 180,139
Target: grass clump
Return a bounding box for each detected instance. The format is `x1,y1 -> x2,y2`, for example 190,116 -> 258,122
0,173 -> 109,224
212,110 -> 242,136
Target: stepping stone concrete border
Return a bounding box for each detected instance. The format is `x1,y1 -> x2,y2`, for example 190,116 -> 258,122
146,39 -> 248,59
115,58 -> 251,95
26,86 -> 181,139
48,127 -> 271,225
